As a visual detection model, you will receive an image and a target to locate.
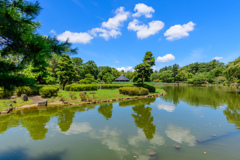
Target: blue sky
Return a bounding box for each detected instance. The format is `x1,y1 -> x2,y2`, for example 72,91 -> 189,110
34,0 -> 240,71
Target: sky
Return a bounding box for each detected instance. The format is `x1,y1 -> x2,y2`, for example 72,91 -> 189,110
33,0 -> 240,72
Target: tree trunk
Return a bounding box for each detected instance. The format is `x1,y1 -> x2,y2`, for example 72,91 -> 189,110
100,80 -> 103,89
62,81 -> 67,90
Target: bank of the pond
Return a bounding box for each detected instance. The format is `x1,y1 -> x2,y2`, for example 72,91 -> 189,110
0,88 -> 166,114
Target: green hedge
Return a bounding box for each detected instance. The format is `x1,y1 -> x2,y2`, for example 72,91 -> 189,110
99,84 -> 134,89
14,86 -> 39,96
132,83 -> 156,93
119,87 -> 149,96
65,84 -> 98,91
39,86 -> 59,97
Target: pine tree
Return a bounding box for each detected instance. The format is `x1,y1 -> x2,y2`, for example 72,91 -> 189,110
56,54 -> 78,90
133,51 -> 155,86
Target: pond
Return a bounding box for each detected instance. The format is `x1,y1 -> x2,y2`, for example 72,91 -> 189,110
0,86 -> 240,160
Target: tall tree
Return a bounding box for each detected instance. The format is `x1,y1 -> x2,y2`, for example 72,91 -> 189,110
98,66 -> 114,89
0,0 -> 76,90
224,57 -> 240,82
56,54 -> 78,90
133,51 -> 155,86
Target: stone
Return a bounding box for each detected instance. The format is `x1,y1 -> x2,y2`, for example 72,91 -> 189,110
112,99 -> 116,101
149,151 -> 157,158
7,104 -> 13,107
51,96 -> 55,99
38,101 -> 47,107
11,100 -> 16,103
211,134 -> 217,137
175,145 -> 181,149
9,96 -> 16,99
21,94 -> 28,101
59,98 -> 64,102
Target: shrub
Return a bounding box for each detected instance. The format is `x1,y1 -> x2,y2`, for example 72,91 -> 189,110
65,84 -> 98,91
132,83 -> 156,93
79,92 -> 87,101
154,79 -> 160,82
14,86 -> 39,96
39,86 -> 59,97
119,87 -> 149,96
69,92 -> 77,100
99,84 -> 134,89
0,87 -> 12,99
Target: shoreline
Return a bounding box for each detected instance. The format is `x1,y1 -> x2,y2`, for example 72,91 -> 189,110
0,92 -> 167,115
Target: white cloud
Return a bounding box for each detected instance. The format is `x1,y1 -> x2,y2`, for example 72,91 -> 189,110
213,56 -> 223,60
128,129 -> 165,147
164,21 -> 195,41
156,103 -> 176,112
102,7 -> 129,30
151,66 -> 157,71
90,27 -> 121,41
89,7 -> 129,41
165,125 -> 196,146
128,19 -> 164,39
57,31 -> 93,44
50,30 -> 56,35
116,66 -> 133,72
115,61 -> 119,63
57,122 -> 92,135
132,3 -> 155,18
156,54 -> 175,62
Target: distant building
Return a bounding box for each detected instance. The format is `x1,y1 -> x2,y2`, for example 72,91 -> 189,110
114,74 -> 130,82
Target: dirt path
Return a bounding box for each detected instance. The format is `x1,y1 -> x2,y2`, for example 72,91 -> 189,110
29,96 -> 44,103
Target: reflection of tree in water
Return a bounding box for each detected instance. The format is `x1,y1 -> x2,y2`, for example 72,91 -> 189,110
21,116 -> 50,140
0,105 -> 97,140
132,104 -> 156,140
223,93 -> 240,129
58,109 -> 75,132
162,86 -> 240,109
98,103 -> 113,120
119,98 -> 157,140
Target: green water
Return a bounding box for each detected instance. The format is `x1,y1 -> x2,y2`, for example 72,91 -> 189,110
0,86 -> 240,160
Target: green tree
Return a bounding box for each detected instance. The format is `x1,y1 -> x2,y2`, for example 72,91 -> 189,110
159,70 -> 173,82
172,64 -> 179,81
98,66 -> 114,89
82,60 -> 98,79
56,54 -> 78,90
78,74 -> 96,84
133,51 -> 155,86
224,57 -> 240,82
0,0 -> 76,91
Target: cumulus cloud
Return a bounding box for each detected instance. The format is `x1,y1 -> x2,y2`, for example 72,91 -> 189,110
164,21 -> 195,41
128,129 -> 165,147
56,122 -> 92,135
132,3 -> 155,18
102,7 -> 130,30
213,56 -> 223,60
89,7 -> 129,40
156,54 -> 175,62
90,27 -> 121,41
57,31 -> 93,44
156,103 -> 176,112
128,19 -> 164,39
50,30 -> 56,35
165,125 -> 196,146
116,66 -> 133,72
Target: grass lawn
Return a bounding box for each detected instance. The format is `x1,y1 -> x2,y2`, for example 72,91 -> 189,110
47,88 -> 165,104
0,88 -> 165,112
0,98 -> 34,111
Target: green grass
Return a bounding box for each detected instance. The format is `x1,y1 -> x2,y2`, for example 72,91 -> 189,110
0,98 -> 34,111
48,88 -> 165,104
0,88 -> 165,111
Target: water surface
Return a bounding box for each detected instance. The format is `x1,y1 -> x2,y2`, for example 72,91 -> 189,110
0,86 -> 240,160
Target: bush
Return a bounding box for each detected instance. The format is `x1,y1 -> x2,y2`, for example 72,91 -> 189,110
65,84 -> 98,91
154,79 -> 160,82
99,84 -> 134,89
69,92 -> 77,100
132,83 -> 156,93
0,87 -> 12,99
119,87 -> 149,96
14,86 -> 39,96
39,86 -> 59,97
